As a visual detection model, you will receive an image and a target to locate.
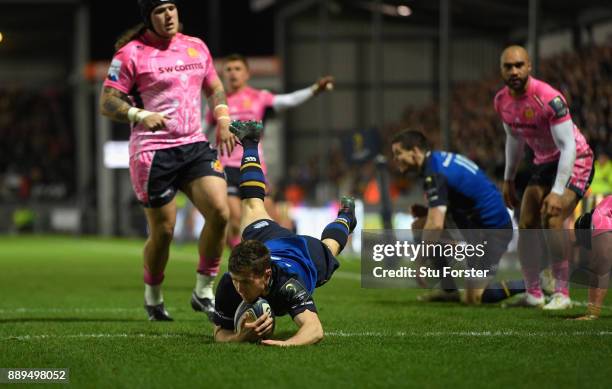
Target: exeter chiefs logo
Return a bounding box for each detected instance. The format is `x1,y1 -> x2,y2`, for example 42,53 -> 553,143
212,160 -> 223,173
187,47 -> 200,58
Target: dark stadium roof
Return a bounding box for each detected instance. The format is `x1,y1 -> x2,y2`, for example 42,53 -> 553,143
276,0 -> 612,38
0,0 -> 611,61
0,0 -> 275,59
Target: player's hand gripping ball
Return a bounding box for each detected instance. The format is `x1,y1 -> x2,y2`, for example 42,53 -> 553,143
234,297 -> 275,339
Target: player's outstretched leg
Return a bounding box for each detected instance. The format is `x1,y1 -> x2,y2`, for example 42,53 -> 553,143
231,120 -> 266,202
321,196 -> 357,256
230,121 -> 271,229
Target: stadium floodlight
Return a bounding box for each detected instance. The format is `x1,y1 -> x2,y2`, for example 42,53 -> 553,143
358,1 -> 413,17
0,32 -> 3,43
397,5 -> 412,17
250,0 -> 275,12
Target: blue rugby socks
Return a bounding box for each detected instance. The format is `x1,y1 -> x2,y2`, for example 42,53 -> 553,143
321,199 -> 357,252
239,138 -> 266,201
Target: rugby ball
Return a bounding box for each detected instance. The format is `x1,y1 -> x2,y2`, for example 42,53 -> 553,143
233,297 -> 275,337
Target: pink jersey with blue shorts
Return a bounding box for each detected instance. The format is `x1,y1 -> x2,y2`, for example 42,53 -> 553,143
592,196 -> 612,237
103,32 -> 220,203
494,76 -> 591,165
104,32 -> 218,157
494,77 -> 593,193
206,86 -> 275,169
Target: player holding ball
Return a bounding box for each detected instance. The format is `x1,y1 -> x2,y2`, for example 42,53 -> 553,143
212,121 -> 357,346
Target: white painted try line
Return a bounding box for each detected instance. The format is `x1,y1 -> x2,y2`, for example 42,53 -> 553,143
3,330 -> 612,342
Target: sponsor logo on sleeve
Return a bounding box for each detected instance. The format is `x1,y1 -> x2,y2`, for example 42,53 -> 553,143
424,175 -> 439,202
548,96 -> 568,119
107,59 -> 122,82
281,279 -> 309,304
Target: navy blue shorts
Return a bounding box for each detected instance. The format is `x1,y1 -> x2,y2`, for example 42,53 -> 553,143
242,219 -> 340,287
139,141 -> 226,208
527,153 -> 595,199
224,166 -> 240,197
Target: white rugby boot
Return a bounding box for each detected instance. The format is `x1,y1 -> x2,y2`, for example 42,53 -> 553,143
543,292 -> 572,310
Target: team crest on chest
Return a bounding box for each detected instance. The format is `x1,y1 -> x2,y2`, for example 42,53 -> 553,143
523,106 -> 535,120
187,47 -> 200,58
242,99 -> 252,109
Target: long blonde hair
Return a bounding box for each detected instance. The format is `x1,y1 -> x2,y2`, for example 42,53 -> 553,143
113,22 -> 185,51
114,23 -> 147,51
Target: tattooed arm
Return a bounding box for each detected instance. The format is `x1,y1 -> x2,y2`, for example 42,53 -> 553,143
100,86 -> 131,123
204,76 -> 235,156
100,86 -> 166,131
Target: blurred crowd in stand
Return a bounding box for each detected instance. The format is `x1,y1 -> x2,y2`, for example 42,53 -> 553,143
0,86 -> 74,202
279,45 -> 612,207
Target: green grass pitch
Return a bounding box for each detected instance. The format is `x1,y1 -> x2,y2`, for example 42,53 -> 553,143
1,236 -> 611,388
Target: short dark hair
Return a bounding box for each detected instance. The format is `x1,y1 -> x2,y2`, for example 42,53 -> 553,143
391,130 -> 430,151
229,240 -> 271,276
224,53 -> 249,69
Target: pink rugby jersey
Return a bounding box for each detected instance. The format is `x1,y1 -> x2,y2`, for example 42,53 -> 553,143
104,32 -> 219,157
592,196 -> 612,236
494,76 -> 590,165
206,86 -> 274,168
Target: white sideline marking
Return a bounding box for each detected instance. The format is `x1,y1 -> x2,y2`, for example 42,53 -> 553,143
0,299 -> 610,315
0,308 -> 142,314
3,331 -> 612,342
1,333 -> 184,341
326,330 -> 612,337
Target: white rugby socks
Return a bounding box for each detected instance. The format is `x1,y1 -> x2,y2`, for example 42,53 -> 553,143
195,274 -> 215,300
144,284 -> 163,306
